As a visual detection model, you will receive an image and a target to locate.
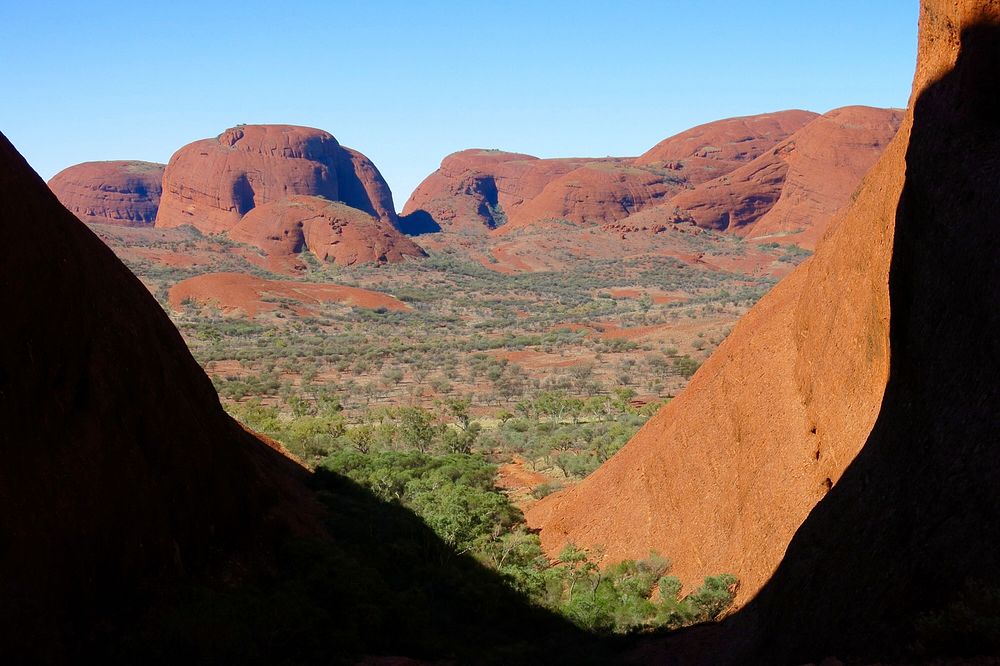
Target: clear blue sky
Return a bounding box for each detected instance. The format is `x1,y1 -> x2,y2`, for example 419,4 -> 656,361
0,1 -> 918,211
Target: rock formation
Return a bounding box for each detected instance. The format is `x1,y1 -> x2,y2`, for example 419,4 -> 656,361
629,106 -> 903,248
634,109 -> 818,168
400,111 -> 817,235
400,150 -> 577,234
529,5 -> 999,651
229,195 -> 425,270
718,4 -> 1000,661
155,124 -> 397,234
48,160 -> 164,226
496,159 -> 677,232
0,131 -> 316,661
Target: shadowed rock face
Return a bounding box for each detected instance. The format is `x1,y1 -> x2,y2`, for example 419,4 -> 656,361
0,131 -> 317,661
229,194 -> 425,270
530,3 -> 1000,652
48,160 -> 164,226
155,124 -> 397,234
718,13 -> 1000,664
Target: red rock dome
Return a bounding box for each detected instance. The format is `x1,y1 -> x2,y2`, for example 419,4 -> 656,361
48,160 -> 164,226
230,195 -> 425,269
155,124 -> 397,234
636,106 -> 903,248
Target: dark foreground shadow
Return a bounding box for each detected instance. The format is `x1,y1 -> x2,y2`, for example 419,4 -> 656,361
95,469 -> 608,665
0,131 -> 598,663
633,21 -> 1000,666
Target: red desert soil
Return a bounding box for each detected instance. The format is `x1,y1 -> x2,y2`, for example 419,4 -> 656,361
401,111 -> 815,235
0,131 -> 318,657
48,160 -> 164,226
155,124 -> 397,234
229,195 -> 425,273
129,247 -> 215,267
169,272 -> 411,317
631,106 -> 903,249
489,349 -> 585,369
496,455 -> 553,511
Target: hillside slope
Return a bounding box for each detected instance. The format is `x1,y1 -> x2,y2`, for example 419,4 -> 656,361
0,130 -> 318,661
155,124 -> 397,233
530,0 -> 998,628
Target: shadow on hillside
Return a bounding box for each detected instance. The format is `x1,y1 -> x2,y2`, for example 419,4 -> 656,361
95,466 -> 612,665
632,20 -> 1000,666
335,147 -> 387,220
0,128 -> 604,664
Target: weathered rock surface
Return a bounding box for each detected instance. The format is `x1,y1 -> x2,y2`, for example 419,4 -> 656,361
230,195 -> 424,270
634,109 -> 817,168
638,106 -> 903,248
0,131 -> 317,660
401,112 -> 818,235
155,124 -> 397,233
336,146 -> 398,224
497,159 -> 678,232
529,5 -> 998,649
48,160 -> 164,226
633,4 -> 1000,663
719,4 -> 1000,661
400,150 -> 578,234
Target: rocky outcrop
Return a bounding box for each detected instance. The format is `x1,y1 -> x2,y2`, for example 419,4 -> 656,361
401,112 -> 818,235
155,124 -> 397,234
400,151 -> 702,234
335,146 -> 398,224
634,106 -> 903,248
634,109 -> 818,168
47,160 -> 164,226
0,131 -> 317,661
230,195 -> 425,270
400,150 -> 573,234
497,160 -> 678,232
529,5 -> 998,649
718,4 -> 1000,661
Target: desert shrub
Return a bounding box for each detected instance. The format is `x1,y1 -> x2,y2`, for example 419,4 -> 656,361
673,355 -> 701,379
